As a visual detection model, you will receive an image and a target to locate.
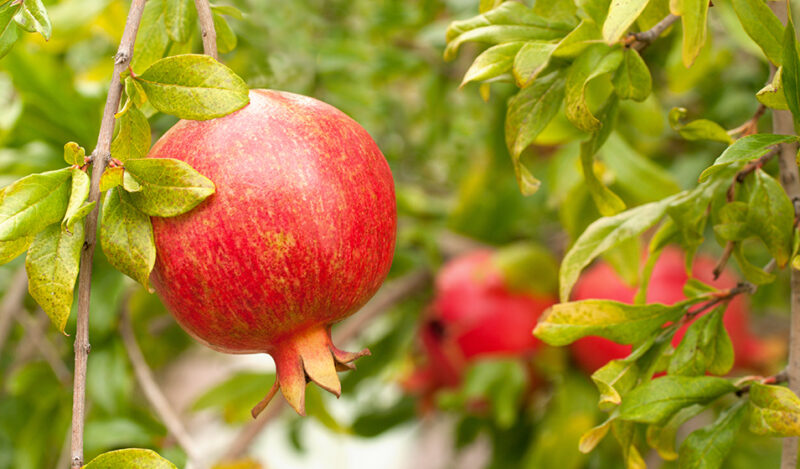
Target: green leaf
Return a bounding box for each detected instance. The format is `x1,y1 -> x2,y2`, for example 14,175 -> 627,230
618,376 -> 735,424
123,171 -> 142,192
135,54 -> 250,120
733,242 -> 776,285
0,168 -> 72,241
213,11 -> 237,54
757,67 -> 789,110
559,194 -> 677,301
25,222 -> 84,332
125,77 -> 148,109
748,382 -> 800,437
781,17 -> 800,127
747,169 -> 794,267
211,4 -> 243,20
131,0 -> 169,73
699,134 -> 799,182
100,167 -> 124,192
100,187 -> 156,291
0,3 -> 20,59
111,106 -> 151,163
192,372 -> 275,424
565,45 -> 624,132
581,99 -> 626,216
124,158 -> 215,217
646,405 -> 705,461
675,0 -> 709,67
534,298 -> 693,346
612,48 -> 652,101
511,41 -> 556,87
0,235 -> 30,265
62,168 -> 90,230
731,0 -> 784,65
444,2 -> 572,60
14,0 -> 50,40
63,142 -> 86,166
64,202 -> 95,231
678,401 -> 746,469
461,42 -> 524,87
164,0 -> 196,42
603,132 -> 682,204
677,119 -> 732,144
592,359 -> 639,409
602,0 -> 650,44
83,449 -> 177,469
579,417 -> 613,453
553,19 -> 602,58
612,419 -> 647,469
668,308 -> 733,376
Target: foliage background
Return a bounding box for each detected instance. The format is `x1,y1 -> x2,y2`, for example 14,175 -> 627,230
0,0 -> 793,468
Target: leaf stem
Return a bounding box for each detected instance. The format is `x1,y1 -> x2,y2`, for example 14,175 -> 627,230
193,0 -> 218,59
70,0 -> 147,467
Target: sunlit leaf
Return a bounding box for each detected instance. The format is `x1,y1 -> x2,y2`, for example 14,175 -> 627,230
83,448 -> 177,469
602,0 -> 650,44
100,187 -> 155,291
612,48 -> 651,101
731,0 -> 784,65
461,42 -> 523,87
618,375 -> 734,424
0,168 -> 72,241
62,168 -> 90,230
748,383 -> 800,437
164,0 -> 196,42
565,45 -> 623,132
124,157 -> 215,217
111,106 -> 151,163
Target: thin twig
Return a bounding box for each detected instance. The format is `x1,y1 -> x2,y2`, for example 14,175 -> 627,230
735,370 -> 790,396
16,310 -> 71,384
0,268 -> 30,354
769,3 -> 800,468
220,268 -> 432,462
728,104 -> 767,137
70,1 -> 147,467
629,14 -> 680,51
119,291 -> 202,464
193,0 -> 218,59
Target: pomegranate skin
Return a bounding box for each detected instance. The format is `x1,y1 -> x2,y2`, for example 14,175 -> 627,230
406,250 -> 556,397
570,248 -> 766,374
147,90 -> 396,414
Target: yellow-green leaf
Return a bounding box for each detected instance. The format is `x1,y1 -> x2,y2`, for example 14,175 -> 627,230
675,0 -> 709,67
602,0 -> 650,44
678,401 -> 746,469
25,222 -> 84,332
757,67 -> 789,110
0,168 -> 72,241
131,0 -> 169,73
0,235 -> 31,265
619,376 -> 734,424
613,47 -> 652,101
83,448 -> 177,469
213,11 -> 237,54
512,41 -> 557,87
749,383 -> 800,437
62,168 -> 90,230
124,157 -> 215,217
163,0 -> 196,43
63,142 -> 85,166
731,0 -> 784,65
14,0 -> 50,40
565,45 -> 624,132
111,106 -> 151,163
100,187 -> 156,291
461,42 -> 524,87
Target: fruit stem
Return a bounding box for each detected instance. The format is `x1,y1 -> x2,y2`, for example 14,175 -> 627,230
70,1 -> 147,467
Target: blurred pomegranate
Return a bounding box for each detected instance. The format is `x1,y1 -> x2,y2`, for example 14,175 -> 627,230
570,247 -> 779,374
405,248 -> 557,397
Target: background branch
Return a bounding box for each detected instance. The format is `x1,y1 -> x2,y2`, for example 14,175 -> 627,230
70,0 -> 147,466
16,309 -> 71,384
194,0 -> 218,59
0,268 -> 30,355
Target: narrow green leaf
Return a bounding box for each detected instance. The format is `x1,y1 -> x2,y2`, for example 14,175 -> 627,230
135,54 -> 250,120
579,417 -> 613,453
592,359 -> 639,409
100,167 -> 124,193
25,222 -> 84,332
676,0 -> 709,67
511,41 -> 556,87
100,187 -> 156,291
618,376 -> 735,424
552,19 -> 602,58
444,2 -> 572,60
63,142 -> 86,166
612,419 -> 647,469
646,405 -> 705,461
111,106 -> 150,163
757,67 -> 789,110
0,235 -> 30,265
164,0 -> 196,42
62,168 -> 90,230
534,298 -> 693,346
733,242 -> 776,285
125,77 -> 148,108
581,99 -> 627,216
678,401 -> 746,469
15,0 -> 50,40
749,383 -> 800,437
83,448 -> 177,469
602,0 -> 650,44
747,169 -> 794,267
731,0 -> 784,65
565,45 -> 624,132
123,171 -> 142,192
677,119 -> 732,144
210,4 -> 243,20
213,11 -> 237,54
699,134 -> 799,182
602,133 -> 682,204
668,308 -> 733,377
613,48 -> 652,101
131,0 -> 169,73
64,202 -> 95,231
0,3 -> 20,59
124,158 -> 215,217
559,194 -> 677,301
461,42 -> 524,87
0,168 -> 72,241
782,17 -> 800,127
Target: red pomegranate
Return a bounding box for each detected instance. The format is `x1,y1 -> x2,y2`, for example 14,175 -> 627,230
147,90 -> 396,416
570,247 -> 771,374
405,250 -> 556,396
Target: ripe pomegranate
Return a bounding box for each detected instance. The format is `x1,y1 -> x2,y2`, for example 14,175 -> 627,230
570,247 -> 773,374
146,90 -> 396,416
405,250 -> 556,397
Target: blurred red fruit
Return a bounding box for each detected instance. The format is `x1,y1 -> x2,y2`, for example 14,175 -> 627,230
405,250 -> 556,396
570,247 -> 774,374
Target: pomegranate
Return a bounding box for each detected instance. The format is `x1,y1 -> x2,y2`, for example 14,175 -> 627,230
569,247 -> 773,374
146,90 -> 396,416
405,250 -> 556,396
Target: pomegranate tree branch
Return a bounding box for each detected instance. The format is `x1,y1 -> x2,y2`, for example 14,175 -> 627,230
119,294 -> 201,463
0,268 -> 30,354
193,0 -> 218,59
221,268 -> 432,462
630,13 -> 679,51
70,0 -> 147,467
16,310 -> 71,384
770,3 -> 800,468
